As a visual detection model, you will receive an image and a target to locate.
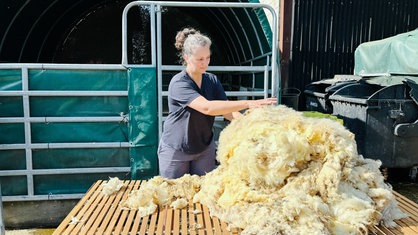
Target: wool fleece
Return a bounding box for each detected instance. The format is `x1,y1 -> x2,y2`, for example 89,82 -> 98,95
120,105 -> 407,235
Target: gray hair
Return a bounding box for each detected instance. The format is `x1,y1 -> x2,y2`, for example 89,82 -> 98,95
175,28 -> 212,65
182,33 -> 212,57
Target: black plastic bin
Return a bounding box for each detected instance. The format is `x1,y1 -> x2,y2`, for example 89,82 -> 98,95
304,75 -> 360,113
329,82 -> 418,168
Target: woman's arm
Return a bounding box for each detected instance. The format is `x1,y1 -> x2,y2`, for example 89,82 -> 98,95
188,96 -> 277,116
223,111 -> 243,121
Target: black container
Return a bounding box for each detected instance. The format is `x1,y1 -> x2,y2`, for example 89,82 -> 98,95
304,75 -> 360,113
329,82 -> 418,168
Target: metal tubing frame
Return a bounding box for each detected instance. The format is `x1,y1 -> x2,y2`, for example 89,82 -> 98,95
0,64 -> 131,201
0,1 -> 279,201
0,181 -> 4,235
0,91 -> 127,96
0,63 -> 127,70
1,142 -> 131,151
122,1 -> 280,137
0,116 -> 127,124
122,1 -> 278,71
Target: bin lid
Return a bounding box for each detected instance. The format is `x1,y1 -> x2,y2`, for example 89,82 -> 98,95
359,76 -> 418,106
360,75 -> 418,86
406,79 -> 418,106
309,75 -> 361,85
354,29 -> 418,76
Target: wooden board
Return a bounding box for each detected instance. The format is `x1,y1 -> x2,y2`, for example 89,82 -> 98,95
53,180 -> 418,235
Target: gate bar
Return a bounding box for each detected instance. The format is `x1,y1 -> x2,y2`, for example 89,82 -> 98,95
122,1 -> 279,95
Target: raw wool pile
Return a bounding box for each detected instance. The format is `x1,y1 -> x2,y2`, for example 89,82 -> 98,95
121,105 -> 407,234
120,174 -> 202,217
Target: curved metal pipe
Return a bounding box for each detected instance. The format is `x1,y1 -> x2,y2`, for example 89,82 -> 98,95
19,0 -> 60,61
122,1 -> 278,67
0,0 -> 31,57
37,0 -> 86,62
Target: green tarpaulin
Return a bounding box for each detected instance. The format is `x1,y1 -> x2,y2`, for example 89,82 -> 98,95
354,29 -> 418,76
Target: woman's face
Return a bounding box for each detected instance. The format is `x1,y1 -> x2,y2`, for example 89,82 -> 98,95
184,46 -> 211,74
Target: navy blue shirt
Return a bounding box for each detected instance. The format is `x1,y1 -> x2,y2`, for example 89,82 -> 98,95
161,70 -> 227,154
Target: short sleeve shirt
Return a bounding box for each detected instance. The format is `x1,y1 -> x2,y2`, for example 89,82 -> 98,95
161,70 -> 227,154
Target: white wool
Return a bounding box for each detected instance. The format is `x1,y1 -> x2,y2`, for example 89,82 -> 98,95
170,198 -> 188,209
121,105 -> 408,234
102,177 -> 124,196
330,197 -> 375,234
379,197 -> 409,227
120,189 -> 158,217
120,174 -> 201,213
69,216 -> 83,225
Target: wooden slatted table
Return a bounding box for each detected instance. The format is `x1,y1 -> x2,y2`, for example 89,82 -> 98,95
53,180 -> 418,235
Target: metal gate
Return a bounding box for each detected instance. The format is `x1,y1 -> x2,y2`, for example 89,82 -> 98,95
0,1 -> 279,202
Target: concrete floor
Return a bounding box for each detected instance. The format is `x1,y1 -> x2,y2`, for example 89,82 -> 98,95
5,228 -> 54,235
3,199 -> 78,231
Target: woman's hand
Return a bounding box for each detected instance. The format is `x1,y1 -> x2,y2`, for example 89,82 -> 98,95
247,97 -> 277,109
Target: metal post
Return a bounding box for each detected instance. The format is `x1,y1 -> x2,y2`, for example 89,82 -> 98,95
0,180 -> 5,235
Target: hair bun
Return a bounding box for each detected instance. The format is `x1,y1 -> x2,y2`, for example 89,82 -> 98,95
175,27 -> 200,51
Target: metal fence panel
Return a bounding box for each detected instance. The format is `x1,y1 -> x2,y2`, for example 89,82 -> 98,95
0,66 -> 159,200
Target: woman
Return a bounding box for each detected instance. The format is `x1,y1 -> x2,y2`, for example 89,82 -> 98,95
158,27 -> 277,179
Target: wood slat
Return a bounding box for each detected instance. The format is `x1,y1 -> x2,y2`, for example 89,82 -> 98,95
88,185 -> 119,233
129,181 -> 144,234
103,180 -> 136,234
181,202 -> 188,234
173,206 -> 181,234
188,201 -> 197,235
54,180 -> 418,235
147,208 -> 158,234
195,203 -> 206,235
65,181 -> 105,235
81,187 -> 113,234
165,207 -> 174,235
123,181 -> 142,234
94,180 -> 132,234
129,207 -> 143,234
202,203 -> 214,235
53,180 -> 102,235
211,214 -> 223,234
155,205 -> 167,234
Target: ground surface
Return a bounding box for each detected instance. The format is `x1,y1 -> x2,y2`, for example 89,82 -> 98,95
5,228 -> 54,235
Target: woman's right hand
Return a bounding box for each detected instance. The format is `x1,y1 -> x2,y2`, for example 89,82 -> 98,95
247,97 -> 277,109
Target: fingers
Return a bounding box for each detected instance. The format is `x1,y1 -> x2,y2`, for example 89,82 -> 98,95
247,98 -> 277,109
251,98 -> 277,108
265,97 -> 278,104
260,97 -> 277,106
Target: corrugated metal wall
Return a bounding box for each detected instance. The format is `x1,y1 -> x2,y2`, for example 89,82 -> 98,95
290,0 -> 418,99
